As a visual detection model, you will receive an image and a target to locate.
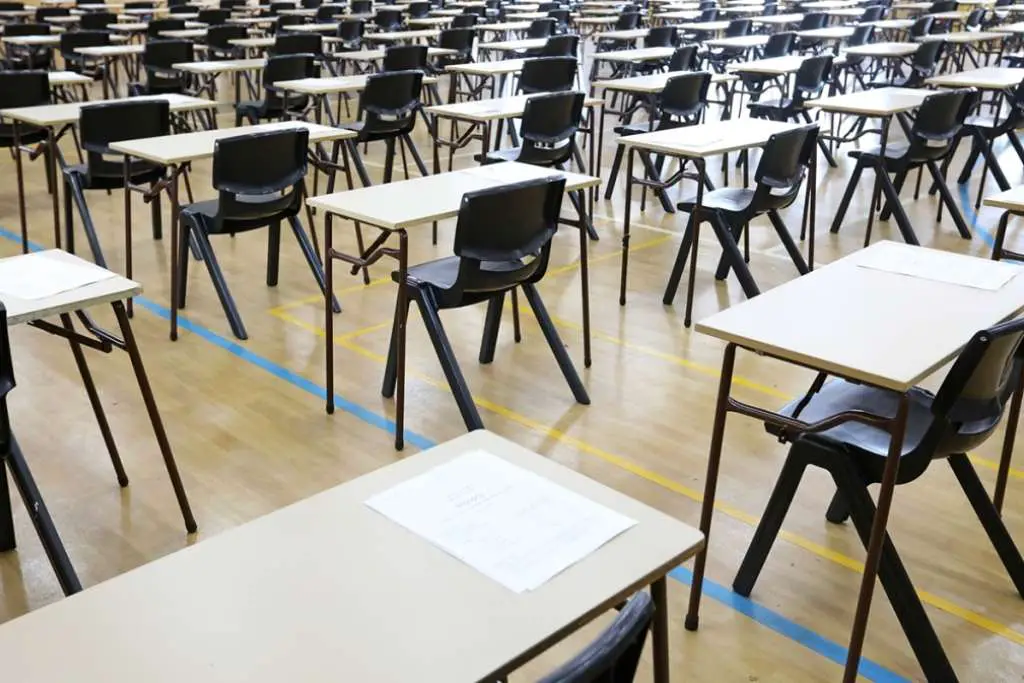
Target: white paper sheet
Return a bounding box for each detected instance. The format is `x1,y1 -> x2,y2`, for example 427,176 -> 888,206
856,245 -> 1022,291
365,450 -> 636,593
0,252 -> 117,301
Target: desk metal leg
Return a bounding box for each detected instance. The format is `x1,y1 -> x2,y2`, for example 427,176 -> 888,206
842,396 -> 909,683
12,121 -> 28,254
685,342 -> 737,631
168,165 -> 181,341
325,211 -> 336,415
47,126 -> 61,249
112,301 -> 197,535
5,434 -> 82,596
651,576 -> 670,683
576,192 -> 592,368
619,148 -> 634,305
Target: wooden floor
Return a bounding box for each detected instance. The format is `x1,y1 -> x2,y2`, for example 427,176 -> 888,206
0,62 -> 1022,682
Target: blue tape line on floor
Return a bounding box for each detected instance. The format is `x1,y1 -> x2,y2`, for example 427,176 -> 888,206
0,225 -> 910,681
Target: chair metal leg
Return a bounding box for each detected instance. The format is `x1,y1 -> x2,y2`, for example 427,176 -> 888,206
382,294 -> 412,399
150,187 -> 162,240
947,454 -> 1024,597
830,159 -> 864,234
266,221 -> 281,287
382,137 -> 396,184
4,434 -> 82,595
927,160 -> 972,239
877,170 -> 919,246
520,283 -> 590,405
733,452 -> 809,597
826,490 -> 851,523
879,169 -> 907,222
402,134 -> 430,177
710,214 -> 760,298
478,293 -> 504,365
510,287 -> 522,343
767,210 -> 809,275
415,289 -> 485,431
605,144 -> 625,200
190,222 -> 248,340
289,216 -> 341,314
663,211 -> 696,306
64,173 -> 109,267
0,463 -> 12,552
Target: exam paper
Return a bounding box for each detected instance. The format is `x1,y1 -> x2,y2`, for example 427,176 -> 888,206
365,450 -> 636,593
856,245 -> 1021,291
0,251 -> 117,301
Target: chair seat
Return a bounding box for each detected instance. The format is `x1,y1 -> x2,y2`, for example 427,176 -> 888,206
391,254 -> 526,302
0,123 -> 47,147
613,122 -> 657,136
477,147 -> 522,164
65,158 -> 164,189
678,187 -> 755,214
748,97 -> 794,113
848,143 -> 912,169
182,194 -> 295,234
964,113 -> 1022,134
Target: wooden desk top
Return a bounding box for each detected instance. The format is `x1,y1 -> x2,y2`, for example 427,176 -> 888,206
796,25 -> 855,39
728,54 -> 807,75
0,250 -> 139,326
675,19 -> 730,31
591,46 -> 676,62
983,184 -> 1024,211
173,57 -> 265,74
0,429 -> 702,683
620,118 -> 803,157
928,66 -> 1024,88
446,57 -> 528,76
654,10 -> 702,20
476,20 -> 532,32
276,73 -> 438,95
705,34 -> 769,48
107,21 -> 147,30
287,22 -> 343,32
920,30 -> 1005,43
993,20 -> 1024,33
0,93 -> 216,127
426,93 -> 602,122
365,28 -> 440,41
48,70 -> 94,86
572,15 -> 618,24
594,70 -> 734,93
824,6 -> 865,16
751,12 -> 803,24
161,27 -> 207,38
406,16 -> 454,26
1,35 -> 62,46
478,37 -> 547,51
696,241 -> 1024,392
596,28 -> 649,40
865,18 -> 915,29
324,45 -> 456,58
229,36 -> 274,48
75,43 -> 144,56
310,162 -> 599,229
843,40 -> 920,57
808,86 -> 933,115
109,120 -> 354,165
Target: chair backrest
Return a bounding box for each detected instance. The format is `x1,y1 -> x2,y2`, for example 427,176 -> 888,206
750,124 -> 818,212
273,32 -> 323,56
146,18 -> 185,39
336,18 -> 365,47
861,4 -> 885,21
763,1 -> 778,15
516,91 -> 585,166
910,15 -> 934,37
374,7 -> 403,30
0,70 -> 50,109
350,0 -> 372,13
79,11 -> 116,30
79,100 -> 170,172
169,3 -> 197,13
60,30 -> 109,59
615,11 -> 640,30
798,12 -> 826,30
645,26 -> 677,48
668,44 -> 700,71
793,54 -> 832,104
140,39 -> 193,92
262,53 -> 317,111
211,128 -> 309,225
923,315 -> 1024,456
438,27 -> 475,54
726,18 -> 752,37
527,18 -> 555,38
207,24 -> 247,54
536,593 -> 655,683
125,1 -> 155,8
848,23 -> 875,47
382,44 -> 427,71
315,4 -> 344,21
301,0 -> 321,8
452,13 -> 478,27
275,14 -> 305,32
764,31 -> 795,57
0,1 -> 25,9
965,7 -> 985,29
541,33 -> 579,57
908,39 -> 943,83
518,56 -> 576,94
268,1 -> 293,14
906,88 -> 977,161
197,8 -> 229,24
537,1 -> 559,10
35,6 -> 68,20
359,69 -> 423,135
698,8 -> 719,21
658,70 -> 710,127
929,0 -> 957,12
448,177 -> 566,295
547,8 -> 570,32
407,1 -> 430,17
4,22 -> 50,37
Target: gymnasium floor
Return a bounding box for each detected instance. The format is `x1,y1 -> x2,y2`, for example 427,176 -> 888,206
0,56 -> 1022,682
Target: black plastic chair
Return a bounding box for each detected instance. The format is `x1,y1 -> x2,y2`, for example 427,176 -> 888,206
665,125 -> 818,318
178,128 -> 332,340
301,0 -> 322,8
1,23 -> 53,70
373,7 -> 404,31
342,70 -> 428,186
79,10 -> 117,31
596,11 -> 640,52
517,56 -> 576,94
381,177 -> 589,432
735,316 -> 1024,683
868,39 -> 942,88
606,71 -> 711,201
271,32 -> 323,57
526,17 -> 556,39
909,14 -> 935,38
964,7 -> 985,30
667,44 -> 700,71
735,32 -> 795,102
335,18 -> 365,52
169,3 -> 198,13
314,4 -> 343,21
481,91 -> 584,167
197,8 -> 230,25
832,89 -> 977,245
748,55 -> 836,166
220,0 -> 244,9
793,12 -> 827,53
929,0 -> 957,12
432,27 -> 475,71
63,100 -> 170,267
548,8 -> 570,34
350,0 -> 372,14
537,33 -> 579,57
707,18 -> 754,72
206,24 -> 247,60
0,71 -> 51,252
537,593 -> 654,683
860,4 -> 885,21
34,6 -> 68,21
236,54 -> 317,125
832,24 -> 875,91
59,30 -> 109,80
143,17 -> 184,40
382,44 -> 427,71
407,1 -> 430,18
273,14 -> 305,34
950,78 -> 1024,207
129,39 -> 194,95
451,13 -> 478,28
645,26 -> 678,48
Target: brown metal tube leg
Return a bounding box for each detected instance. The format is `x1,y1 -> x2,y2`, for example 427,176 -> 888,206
842,395 -> 909,682
13,122 -> 28,254
48,127 -> 61,249
394,230 -> 408,451
111,301 -> 197,534
651,576 -> 670,683
60,313 -> 128,487
325,213 -> 336,415
685,342 -> 737,630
